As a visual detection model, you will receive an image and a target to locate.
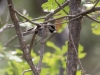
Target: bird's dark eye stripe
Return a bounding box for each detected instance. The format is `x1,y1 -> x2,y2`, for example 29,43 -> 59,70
50,25 -> 56,30
49,29 -> 54,33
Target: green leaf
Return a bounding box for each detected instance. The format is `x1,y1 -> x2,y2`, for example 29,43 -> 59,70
91,22 -> 100,35
78,53 -> 86,59
6,67 -> 14,75
15,49 -> 23,56
78,44 -> 84,51
78,44 -> 86,59
0,69 -> 8,75
10,61 -> 22,75
62,58 -> 66,69
53,6 -> 69,20
61,41 -> 68,54
46,41 -> 61,52
0,58 -> 8,69
0,43 -> 6,52
76,70 -> 82,75
43,52 -> 56,66
42,0 -> 65,12
40,68 -> 49,75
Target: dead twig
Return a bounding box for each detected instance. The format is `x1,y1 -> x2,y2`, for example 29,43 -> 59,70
0,24 -> 14,34
92,0 -> 100,8
55,0 -> 68,15
37,26 -> 46,73
13,9 -> 40,27
86,15 -> 100,23
22,69 -> 32,75
45,0 -> 69,20
3,27 -> 37,47
29,28 -> 37,54
3,35 -> 17,46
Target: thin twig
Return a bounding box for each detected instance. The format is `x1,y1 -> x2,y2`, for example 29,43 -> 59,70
32,33 -> 56,47
0,24 -> 14,34
37,1 -> 69,71
29,31 -> 37,54
86,15 -> 100,23
44,15 -> 74,24
22,69 -> 32,75
31,16 -> 45,21
3,35 -> 17,46
37,25 -> 48,73
44,32 -> 56,44
48,15 -> 82,26
36,1 -> 69,72
92,0 -> 99,8
55,0 -> 68,15
76,7 -> 100,17
1,6 -> 100,34
13,9 -> 40,27
3,27 -> 37,47
0,15 -> 45,34
93,0 -> 98,3
45,0 -> 69,20
44,6 -> 100,25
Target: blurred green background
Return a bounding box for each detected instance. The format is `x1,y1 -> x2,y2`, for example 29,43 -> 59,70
0,0 -> 100,75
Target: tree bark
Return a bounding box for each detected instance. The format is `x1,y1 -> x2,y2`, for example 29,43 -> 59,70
67,0 -> 82,75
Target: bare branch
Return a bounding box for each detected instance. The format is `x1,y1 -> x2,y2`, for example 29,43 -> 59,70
0,24 -> 14,34
13,9 -> 40,27
44,6 -> 100,25
22,69 -> 32,75
45,0 -> 69,20
7,0 -> 39,75
3,35 -> 17,46
75,7 -> 100,17
29,28 -> 37,54
92,0 -> 98,3
3,27 -> 37,47
35,0 -> 70,71
92,0 -> 100,8
46,15 -> 82,26
2,6 -> 100,35
37,27 -> 46,73
44,15 -> 74,24
37,1 -> 58,69
55,0 -> 68,14
86,15 -> 100,23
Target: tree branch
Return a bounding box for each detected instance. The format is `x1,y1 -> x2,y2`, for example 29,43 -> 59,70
0,24 -> 14,34
22,69 -> 31,75
55,0 -> 68,14
86,15 -> 100,23
45,0 -> 69,20
13,9 -> 40,27
7,0 -> 39,75
3,35 -> 17,46
67,0 -> 82,75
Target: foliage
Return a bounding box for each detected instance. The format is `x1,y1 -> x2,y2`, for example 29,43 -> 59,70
82,1 -> 100,35
0,40 -> 86,75
42,0 -> 65,12
91,21 -> 100,35
45,41 -> 86,75
1,0 -> 100,75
